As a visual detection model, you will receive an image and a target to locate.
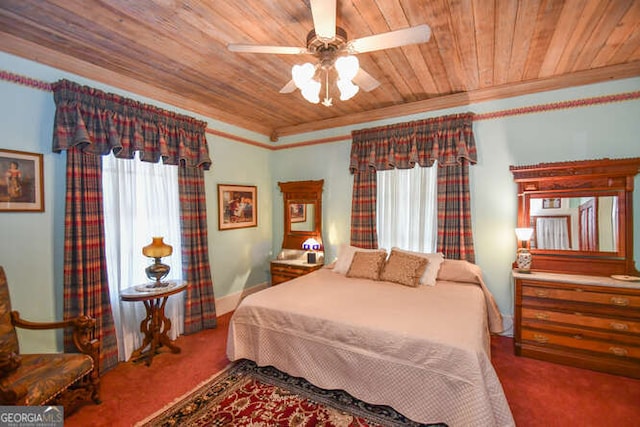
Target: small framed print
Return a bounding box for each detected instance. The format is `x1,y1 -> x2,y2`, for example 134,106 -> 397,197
289,203 -> 306,223
0,149 -> 44,212
542,198 -> 561,209
218,184 -> 257,230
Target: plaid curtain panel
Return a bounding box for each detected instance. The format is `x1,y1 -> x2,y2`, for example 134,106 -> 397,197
62,148 -> 119,372
350,113 -> 477,260
52,80 -> 216,372
179,166 -> 217,333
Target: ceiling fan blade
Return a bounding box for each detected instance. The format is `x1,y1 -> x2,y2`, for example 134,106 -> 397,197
227,44 -> 309,55
279,79 -> 297,94
347,24 -> 431,54
353,68 -> 380,92
310,0 -> 336,41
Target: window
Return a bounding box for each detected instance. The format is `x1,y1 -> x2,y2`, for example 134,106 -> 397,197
376,164 -> 438,253
102,153 -> 184,361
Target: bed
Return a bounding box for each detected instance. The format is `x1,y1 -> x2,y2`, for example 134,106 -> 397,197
227,248 -> 515,426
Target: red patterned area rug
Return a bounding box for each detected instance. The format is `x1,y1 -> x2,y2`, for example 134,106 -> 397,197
136,359 -> 446,427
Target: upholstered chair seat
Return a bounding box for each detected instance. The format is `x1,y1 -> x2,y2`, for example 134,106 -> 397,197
0,266 -> 100,415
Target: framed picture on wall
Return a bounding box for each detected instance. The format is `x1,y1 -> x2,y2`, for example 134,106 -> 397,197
218,184 -> 257,230
0,149 -> 44,212
289,203 -> 306,223
542,198 -> 561,209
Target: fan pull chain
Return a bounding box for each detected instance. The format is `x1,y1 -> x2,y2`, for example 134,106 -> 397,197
322,69 -> 332,107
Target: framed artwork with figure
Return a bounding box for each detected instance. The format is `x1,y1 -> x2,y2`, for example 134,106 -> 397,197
0,149 -> 44,212
218,184 -> 257,230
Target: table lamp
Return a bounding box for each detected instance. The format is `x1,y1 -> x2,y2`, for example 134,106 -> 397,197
515,228 -> 534,273
302,238 -> 321,264
142,237 -> 173,287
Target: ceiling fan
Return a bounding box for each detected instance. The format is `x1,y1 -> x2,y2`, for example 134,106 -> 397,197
227,0 -> 431,107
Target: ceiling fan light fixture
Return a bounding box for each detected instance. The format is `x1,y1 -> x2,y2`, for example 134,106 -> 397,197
337,79 -> 359,101
335,55 -> 359,81
292,63 -> 316,89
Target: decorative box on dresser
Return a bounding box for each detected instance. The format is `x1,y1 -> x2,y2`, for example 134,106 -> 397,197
270,260 -> 323,285
513,271 -> 640,378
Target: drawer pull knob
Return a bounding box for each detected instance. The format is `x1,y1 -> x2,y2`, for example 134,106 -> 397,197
534,290 -> 549,297
610,297 -> 629,306
535,312 -> 550,320
609,322 -> 629,331
609,347 -> 628,357
533,334 -> 549,344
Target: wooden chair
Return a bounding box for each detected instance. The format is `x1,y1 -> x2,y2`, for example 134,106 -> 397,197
0,266 -> 100,415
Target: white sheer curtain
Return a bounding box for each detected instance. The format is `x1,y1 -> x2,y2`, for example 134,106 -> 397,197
102,153 -> 184,361
376,165 -> 438,252
536,217 -> 570,250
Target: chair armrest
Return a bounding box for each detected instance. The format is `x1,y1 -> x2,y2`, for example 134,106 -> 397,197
10,311 -> 99,361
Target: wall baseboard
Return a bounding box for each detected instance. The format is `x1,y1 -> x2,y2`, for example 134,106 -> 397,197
215,282 -> 269,315
500,314 -> 514,337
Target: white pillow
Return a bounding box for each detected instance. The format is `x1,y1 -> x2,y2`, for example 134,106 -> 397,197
390,247 -> 444,286
333,244 -> 387,275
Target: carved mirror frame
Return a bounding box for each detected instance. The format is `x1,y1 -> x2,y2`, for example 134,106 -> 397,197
510,158 -> 640,276
278,180 -> 323,251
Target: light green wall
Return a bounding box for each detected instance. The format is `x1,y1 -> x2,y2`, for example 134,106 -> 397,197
1,50 -> 639,353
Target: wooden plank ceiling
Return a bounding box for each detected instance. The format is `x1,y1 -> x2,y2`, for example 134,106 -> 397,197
0,0 -> 639,141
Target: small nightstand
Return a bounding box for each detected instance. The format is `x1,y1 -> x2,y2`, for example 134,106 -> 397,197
270,259 -> 323,285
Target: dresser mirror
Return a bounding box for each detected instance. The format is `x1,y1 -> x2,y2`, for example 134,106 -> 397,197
528,195 -> 619,252
511,158 -> 640,276
278,180 -> 324,252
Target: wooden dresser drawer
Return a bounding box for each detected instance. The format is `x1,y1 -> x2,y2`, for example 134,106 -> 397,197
521,328 -> 640,361
521,307 -> 640,334
521,283 -> 640,309
270,261 -> 322,285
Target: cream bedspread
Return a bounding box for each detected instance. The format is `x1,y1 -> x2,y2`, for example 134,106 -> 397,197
227,268 -> 514,427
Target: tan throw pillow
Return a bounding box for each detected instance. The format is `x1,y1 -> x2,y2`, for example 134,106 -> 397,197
391,247 -> 444,286
380,249 -> 429,287
346,250 -> 387,280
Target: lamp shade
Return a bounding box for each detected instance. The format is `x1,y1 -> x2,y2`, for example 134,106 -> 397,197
515,228 -> 534,241
302,238 -> 321,251
142,237 -> 173,259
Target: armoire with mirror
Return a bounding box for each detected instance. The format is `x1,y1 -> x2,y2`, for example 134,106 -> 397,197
510,157 -> 640,379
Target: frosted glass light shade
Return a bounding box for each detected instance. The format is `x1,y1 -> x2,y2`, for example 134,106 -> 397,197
515,228 -> 534,241
292,63 -> 316,89
301,79 -> 321,103
335,55 -> 359,81
337,79 -> 359,101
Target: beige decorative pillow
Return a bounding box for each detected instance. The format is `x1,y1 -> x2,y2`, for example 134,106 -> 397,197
334,244 -> 385,275
346,250 -> 387,280
380,250 -> 429,287
391,247 -> 444,286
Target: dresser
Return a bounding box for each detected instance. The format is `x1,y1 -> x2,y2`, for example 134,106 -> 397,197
513,271 -> 640,379
270,259 -> 323,285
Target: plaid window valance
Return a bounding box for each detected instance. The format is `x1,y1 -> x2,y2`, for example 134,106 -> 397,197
52,79 -> 211,170
349,112 -> 476,172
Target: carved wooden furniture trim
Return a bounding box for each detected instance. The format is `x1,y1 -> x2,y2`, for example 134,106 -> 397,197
119,280 -> 187,366
510,157 -> 640,276
513,271 -> 640,379
278,180 -> 324,251
0,266 -> 100,415
270,260 -> 324,286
